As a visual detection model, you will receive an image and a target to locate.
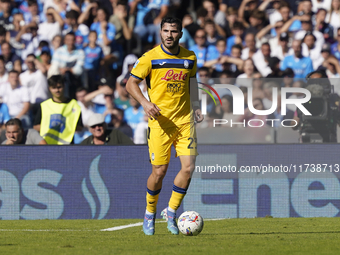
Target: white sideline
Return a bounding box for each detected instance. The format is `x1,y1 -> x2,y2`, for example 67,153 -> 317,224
101,218 -> 225,232
0,219 -> 226,232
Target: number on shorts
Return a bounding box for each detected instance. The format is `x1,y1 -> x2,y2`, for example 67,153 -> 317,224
187,137 -> 197,149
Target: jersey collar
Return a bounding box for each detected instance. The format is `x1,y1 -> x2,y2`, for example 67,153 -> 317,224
161,44 -> 180,56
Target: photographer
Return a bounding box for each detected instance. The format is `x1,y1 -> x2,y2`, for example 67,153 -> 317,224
293,70 -> 340,143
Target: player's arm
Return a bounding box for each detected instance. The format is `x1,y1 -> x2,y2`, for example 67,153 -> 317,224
126,76 -> 161,120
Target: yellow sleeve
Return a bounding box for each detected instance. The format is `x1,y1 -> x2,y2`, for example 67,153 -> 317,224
130,54 -> 152,80
190,55 -> 197,78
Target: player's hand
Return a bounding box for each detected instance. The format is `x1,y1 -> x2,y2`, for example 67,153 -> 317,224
194,108 -> 204,123
142,101 -> 161,120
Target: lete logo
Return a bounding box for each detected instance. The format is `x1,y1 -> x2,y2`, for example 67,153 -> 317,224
199,83 -> 312,116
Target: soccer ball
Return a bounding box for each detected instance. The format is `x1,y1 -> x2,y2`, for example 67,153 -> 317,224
178,211 -> 204,236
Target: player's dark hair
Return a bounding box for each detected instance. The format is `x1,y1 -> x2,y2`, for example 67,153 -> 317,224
161,17 -> 182,31
48,75 -> 64,87
66,10 -> 80,20
5,118 -> 23,129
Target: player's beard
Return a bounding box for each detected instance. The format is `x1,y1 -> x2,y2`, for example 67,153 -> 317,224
161,36 -> 179,50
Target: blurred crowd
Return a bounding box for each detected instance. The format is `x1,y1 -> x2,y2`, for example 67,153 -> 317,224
0,0 -> 338,144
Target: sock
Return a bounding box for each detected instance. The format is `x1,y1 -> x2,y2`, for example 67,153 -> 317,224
146,188 -> 161,214
168,185 -> 187,211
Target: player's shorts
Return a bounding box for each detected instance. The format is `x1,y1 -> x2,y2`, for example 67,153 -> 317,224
147,122 -> 198,165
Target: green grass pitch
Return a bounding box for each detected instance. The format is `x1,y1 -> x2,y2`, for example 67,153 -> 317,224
0,218 -> 340,254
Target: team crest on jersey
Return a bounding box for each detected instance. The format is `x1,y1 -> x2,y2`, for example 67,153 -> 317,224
184,60 -> 189,69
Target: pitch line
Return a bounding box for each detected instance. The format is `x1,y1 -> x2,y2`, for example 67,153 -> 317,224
101,218 -> 226,232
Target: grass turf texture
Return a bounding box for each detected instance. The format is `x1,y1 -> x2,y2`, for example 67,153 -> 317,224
0,218 -> 339,254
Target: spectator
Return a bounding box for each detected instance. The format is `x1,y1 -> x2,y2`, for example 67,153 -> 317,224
312,0 -> 332,13
131,0 -> 169,45
0,56 -> 8,86
2,118 -> 46,144
24,0 -> 45,24
262,81 -> 280,109
252,72 -> 264,99
302,31 -> 323,69
0,70 -> 30,127
294,15 -> 325,50
80,113 -> 134,145
205,38 -> 227,72
75,87 -> 95,127
239,97 -> 268,127
1,42 -> 21,73
271,32 -> 291,60
50,32 -> 85,98
280,40 -> 314,79
62,10 -> 89,49
16,21 -> 42,63
78,0 -> 99,28
244,9 -> 266,35
34,75 -> 83,144
115,74 -> 131,110
315,8 -> 334,44
282,68 -> 295,87
220,45 -> 244,75
182,14 -> 200,39
267,91 -> 294,127
241,33 -> 257,60
224,7 -> 238,38
331,28 -> 340,60
236,58 -> 256,87
226,21 -> 244,55
7,13 -> 25,55
204,19 -> 222,46
38,7 -> 63,44
238,0 -> 260,26
107,107 -> 133,139
83,78 -> 114,120
90,8 -> 116,56
202,0 -> 226,37
0,0 -> 14,31
326,0 -> 340,34
189,29 -> 208,69
109,1 -> 134,47
50,34 -> 62,56
19,54 -> 48,106
38,47 -> 52,74
252,42 -> 272,77
133,113 -> 148,144
124,94 -> 145,134
0,26 -> 6,54
83,30 -> 103,91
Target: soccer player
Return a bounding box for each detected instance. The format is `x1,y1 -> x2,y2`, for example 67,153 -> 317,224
126,17 -> 204,235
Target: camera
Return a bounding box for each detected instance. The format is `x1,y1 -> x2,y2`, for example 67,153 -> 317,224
298,78 -> 339,143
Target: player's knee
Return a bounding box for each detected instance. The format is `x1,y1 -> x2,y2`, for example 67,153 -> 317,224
152,165 -> 167,181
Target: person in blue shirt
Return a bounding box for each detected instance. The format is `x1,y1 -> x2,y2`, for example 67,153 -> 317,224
0,102 -> 10,128
130,0 -> 169,44
205,38 -> 228,73
63,10 -> 89,49
331,28 -> 340,61
124,95 -> 144,135
226,21 -> 244,55
280,40 -> 314,79
189,29 -> 208,68
90,8 -> 115,54
84,30 -> 103,92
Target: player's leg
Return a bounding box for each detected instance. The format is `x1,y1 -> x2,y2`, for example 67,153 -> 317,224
162,123 -> 198,235
143,127 -> 173,235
